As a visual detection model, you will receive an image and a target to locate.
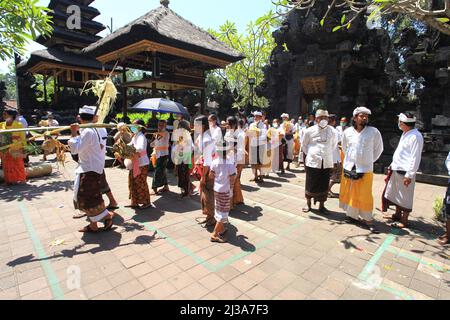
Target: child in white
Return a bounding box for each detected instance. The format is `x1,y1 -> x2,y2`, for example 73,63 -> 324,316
209,148 -> 237,243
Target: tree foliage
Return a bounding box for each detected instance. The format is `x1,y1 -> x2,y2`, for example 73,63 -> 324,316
0,0 -> 53,60
271,0 -> 450,35
0,63 -> 17,100
207,11 -> 279,109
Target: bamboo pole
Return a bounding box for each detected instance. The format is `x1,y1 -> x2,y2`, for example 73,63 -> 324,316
0,123 -> 142,135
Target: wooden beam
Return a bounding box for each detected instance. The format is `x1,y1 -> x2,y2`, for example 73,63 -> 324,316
97,40 -> 232,68
28,62 -> 117,76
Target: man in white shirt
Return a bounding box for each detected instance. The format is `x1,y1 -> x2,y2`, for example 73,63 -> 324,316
248,111 -> 268,182
439,152 -> 450,245
382,112 -> 424,229
339,107 -> 384,233
94,114 -> 119,211
281,113 -> 295,171
301,109 -> 338,214
47,113 -> 59,127
68,106 -> 114,233
150,120 -> 171,195
337,117 -> 349,135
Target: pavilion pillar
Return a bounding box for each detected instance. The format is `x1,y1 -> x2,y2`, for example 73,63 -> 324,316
152,82 -> 157,97
122,67 -> 128,118
53,71 -> 59,107
43,75 -> 48,106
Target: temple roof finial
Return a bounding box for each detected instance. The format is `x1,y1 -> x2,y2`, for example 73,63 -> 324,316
160,0 -> 169,8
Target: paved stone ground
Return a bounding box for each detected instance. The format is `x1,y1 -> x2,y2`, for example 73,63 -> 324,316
0,157 -> 449,300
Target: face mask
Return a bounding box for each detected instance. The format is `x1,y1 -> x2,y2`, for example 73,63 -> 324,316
340,122 -> 347,127
131,127 -> 138,134
273,123 -> 278,128
319,120 -> 328,128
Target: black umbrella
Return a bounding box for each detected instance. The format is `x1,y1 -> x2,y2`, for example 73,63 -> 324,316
129,98 -> 189,117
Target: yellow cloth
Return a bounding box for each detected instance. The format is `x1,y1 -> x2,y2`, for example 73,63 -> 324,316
0,121 -> 26,151
339,172 -> 374,212
294,132 -> 300,156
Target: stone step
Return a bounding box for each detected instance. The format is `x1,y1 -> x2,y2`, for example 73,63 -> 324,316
105,156 -> 116,168
416,173 -> 448,187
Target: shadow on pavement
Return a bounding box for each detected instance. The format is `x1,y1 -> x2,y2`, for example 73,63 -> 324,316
230,204 -> 263,222
0,178 -> 73,203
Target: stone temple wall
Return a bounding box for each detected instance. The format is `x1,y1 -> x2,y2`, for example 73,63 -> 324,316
257,5 -> 450,175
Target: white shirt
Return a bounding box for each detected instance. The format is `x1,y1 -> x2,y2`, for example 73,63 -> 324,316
446,152 -> 450,176
68,128 -> 105,175
342,126 -> 384,173
210,157 -> 237,193
235,128 -> 246,164
390,129 -> 424,179
332,127 -> 341,164
150,130 -> 170,159
301,125 -> 338,169
197,130 -> 216,167
172,128 -> 193,165
248,121 -> 267,146
48,119 -> 59,127
299,127 -> 307,144
131,132 -> 150,167
210,126 -> 222,144
98,128 -> 108,155
337,126 -> 348,136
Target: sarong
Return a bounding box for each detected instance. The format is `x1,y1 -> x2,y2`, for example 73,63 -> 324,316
284,138 -> 294,162
215,191 -> 231,223
100,171 -> 111,194
305,166 -> 330,202
330,162 -> 342,184
383,171 -> 415,212
273,144 -> 284,172
152,155 -> 169,189
261,148 -> 272,175
129,166 -> 151,206
1,152 -> 26,184
74,172 -> 108,222
177,164 -> 191,194
201,173 -> 215,219
339,172 -> 374,221
294,135 -> 300,157
232,164 -> 244,207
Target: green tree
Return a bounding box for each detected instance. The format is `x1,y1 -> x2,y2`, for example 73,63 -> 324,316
207,11 -> 279,110
0,63 -> 17,100
271,0 -> 450,35
0,0 -> 53,60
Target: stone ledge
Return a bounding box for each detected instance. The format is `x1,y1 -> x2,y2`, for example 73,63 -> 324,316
416,173 -> 448,187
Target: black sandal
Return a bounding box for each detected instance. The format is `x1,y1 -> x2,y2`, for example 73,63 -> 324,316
391,221 -> 407,229
79,225 -> 100,233
210,235 -> 227,243
103,219 -> 114,232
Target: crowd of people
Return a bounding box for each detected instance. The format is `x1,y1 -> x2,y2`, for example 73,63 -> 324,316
1,105 -> 449,245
